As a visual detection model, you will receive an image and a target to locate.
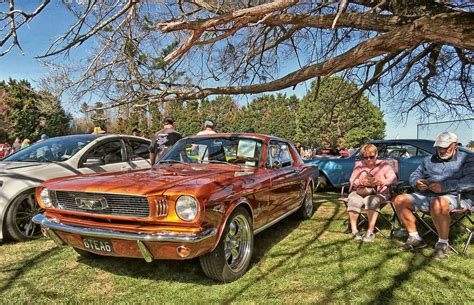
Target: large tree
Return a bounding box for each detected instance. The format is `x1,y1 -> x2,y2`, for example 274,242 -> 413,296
0,1 -> 472,119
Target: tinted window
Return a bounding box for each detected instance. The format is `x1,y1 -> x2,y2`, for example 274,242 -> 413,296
130,140 -> 150,160
84,141 -> 125,165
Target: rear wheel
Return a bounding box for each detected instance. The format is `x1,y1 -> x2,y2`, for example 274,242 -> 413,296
199,207 -> 253,282
317,174 -> 328,190
297,184 -> 314,220
4,191 -> 43,241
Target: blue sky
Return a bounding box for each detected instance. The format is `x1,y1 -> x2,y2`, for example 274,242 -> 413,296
0,2 -> 471,144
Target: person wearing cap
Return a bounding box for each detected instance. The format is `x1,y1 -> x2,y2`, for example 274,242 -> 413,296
37,134 -> 49,143
149,116 -> 182,165
394,131 -> 474,259
197,120 -> 217,135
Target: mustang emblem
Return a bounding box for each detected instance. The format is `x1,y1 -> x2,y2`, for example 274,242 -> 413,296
75,197 -> 108,210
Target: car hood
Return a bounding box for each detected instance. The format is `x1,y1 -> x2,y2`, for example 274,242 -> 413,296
0,161 -> 50,173
42,164 -> 249,196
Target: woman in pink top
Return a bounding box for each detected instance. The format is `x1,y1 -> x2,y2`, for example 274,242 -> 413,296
347,144 -> 397,242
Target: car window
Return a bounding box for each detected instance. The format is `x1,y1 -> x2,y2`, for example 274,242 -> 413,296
84,141 -> 125,165
267,141 -> 293,168
129,140 -> 149,160
416,147 -> 431,156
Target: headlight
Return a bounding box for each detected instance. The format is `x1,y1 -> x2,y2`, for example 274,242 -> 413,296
39,188 -> 53,208
175,196 -> 199,221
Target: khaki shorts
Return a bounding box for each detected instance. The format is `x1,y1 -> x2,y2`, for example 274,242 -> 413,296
346,191 -> 388,213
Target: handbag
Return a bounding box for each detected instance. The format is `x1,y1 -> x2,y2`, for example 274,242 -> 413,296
354,168 -> 380,197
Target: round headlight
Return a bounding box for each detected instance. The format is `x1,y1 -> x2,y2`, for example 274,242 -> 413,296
39,188 -> 52,208
175,196 -> 199,221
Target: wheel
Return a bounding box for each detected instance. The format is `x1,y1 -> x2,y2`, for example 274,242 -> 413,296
73,247 -> 103,258
317,173 -> 328,190
199,206 -> 253,282
297,184 -> 314,220
4,191 -> 43,241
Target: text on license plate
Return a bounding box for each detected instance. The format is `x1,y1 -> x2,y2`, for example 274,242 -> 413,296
82,237 -> 113,254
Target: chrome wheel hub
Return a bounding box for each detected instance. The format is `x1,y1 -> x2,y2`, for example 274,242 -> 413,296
224,214 -> 251,272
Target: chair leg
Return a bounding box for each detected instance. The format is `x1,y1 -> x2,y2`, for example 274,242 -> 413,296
463,232 -> 473,254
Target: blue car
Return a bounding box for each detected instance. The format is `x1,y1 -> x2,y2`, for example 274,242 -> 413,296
305,139 -> 472,190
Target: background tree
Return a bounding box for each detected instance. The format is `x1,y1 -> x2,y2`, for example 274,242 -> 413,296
199,96 -> 238,132
296,77 -> 385,148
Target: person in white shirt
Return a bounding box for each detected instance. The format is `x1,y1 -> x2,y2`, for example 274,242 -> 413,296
197,120 -> 217,135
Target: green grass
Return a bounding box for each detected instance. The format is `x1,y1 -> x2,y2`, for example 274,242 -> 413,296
1,192 -> 473,303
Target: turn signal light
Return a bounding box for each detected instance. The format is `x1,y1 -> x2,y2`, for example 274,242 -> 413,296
176,245 -> 191,258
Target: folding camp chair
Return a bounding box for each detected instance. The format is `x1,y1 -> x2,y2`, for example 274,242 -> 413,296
340,159 -> 403,239
413,186 -> 474,254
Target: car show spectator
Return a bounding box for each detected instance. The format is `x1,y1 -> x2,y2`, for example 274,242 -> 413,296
197,120 -> 217,135
393,132 -> 474,259
91,126 -> 106,134
346,143 -> 397,242
20,138 -> 30,149
37,134 -> 49,143
131,127 -> 141,137
11,137 -> 21,154
149,116 -> 182,164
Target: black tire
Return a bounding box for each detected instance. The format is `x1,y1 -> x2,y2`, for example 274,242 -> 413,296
73,247 -> 103,258
199,206 -> 253,282
317,174 -> 328,191
296,184 -> 314,220
4,191 -> 43,241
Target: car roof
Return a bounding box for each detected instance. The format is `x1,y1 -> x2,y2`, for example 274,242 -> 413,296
369,139 -> 435,152
187,133 -> 288,143
45,134 -> 149,142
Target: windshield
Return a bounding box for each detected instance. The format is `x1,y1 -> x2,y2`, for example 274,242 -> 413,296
4,135 -> 99,162
159,137 -> 263,168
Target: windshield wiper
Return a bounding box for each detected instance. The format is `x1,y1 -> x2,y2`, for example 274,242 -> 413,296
203,160 -> 242,168
159,159 -> 187,164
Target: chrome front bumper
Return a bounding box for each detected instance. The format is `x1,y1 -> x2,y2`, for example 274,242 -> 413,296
32,214 -> 217,243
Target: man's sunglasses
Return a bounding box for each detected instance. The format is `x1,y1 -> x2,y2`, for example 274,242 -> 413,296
363,155 -> 376,160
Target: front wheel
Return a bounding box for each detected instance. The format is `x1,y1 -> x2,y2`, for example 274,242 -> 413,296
297,184 -> 314,220
4,191 -> 43,241
199,207 -> 253,282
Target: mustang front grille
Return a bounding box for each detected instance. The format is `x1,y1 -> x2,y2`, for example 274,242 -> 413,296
53,191 -> 152,218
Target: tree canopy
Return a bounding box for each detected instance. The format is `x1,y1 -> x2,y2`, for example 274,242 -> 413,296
0,1 -> 472,119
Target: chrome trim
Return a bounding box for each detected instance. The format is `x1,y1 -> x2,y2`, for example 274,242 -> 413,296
50,189 -> 148,198
32,214 -> 217,243
137,240 -> 154,262
254,205 -> 300,234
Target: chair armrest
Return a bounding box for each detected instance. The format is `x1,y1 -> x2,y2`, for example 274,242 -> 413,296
341,182 -> 350,197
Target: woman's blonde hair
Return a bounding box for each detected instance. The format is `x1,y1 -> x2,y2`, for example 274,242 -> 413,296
360,143 -> 378,156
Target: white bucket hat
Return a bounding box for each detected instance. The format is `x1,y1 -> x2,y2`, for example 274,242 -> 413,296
433,131 -> 458,148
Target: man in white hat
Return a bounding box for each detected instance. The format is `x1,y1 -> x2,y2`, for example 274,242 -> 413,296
394,131 -> 474,259
197,120 -> 217,135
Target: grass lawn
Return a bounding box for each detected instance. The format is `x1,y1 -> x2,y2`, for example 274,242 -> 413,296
1,192 -> 473,303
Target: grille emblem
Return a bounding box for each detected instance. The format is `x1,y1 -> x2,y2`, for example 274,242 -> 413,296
75,197 -> 108,210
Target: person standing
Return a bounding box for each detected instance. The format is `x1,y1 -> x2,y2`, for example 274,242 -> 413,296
197,120 -> 217,135
149,117 -> 182,164
11,137 -> 21,154
393,131 -> 474,259
20,138 -> 30,149
37,134 -> 49,143
131,127 -> 141,137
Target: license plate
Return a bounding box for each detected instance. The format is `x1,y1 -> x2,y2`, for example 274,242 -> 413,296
82,237 -> 114,254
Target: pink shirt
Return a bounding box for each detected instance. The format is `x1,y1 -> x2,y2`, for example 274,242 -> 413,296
349,160 -> 397,195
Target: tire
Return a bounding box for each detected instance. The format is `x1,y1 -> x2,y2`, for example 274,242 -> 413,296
4,191 -> 43,241
317,174 -> 328,191
296,184 -> 314,220
73,247 -> 103,258
199,206 -> 253,282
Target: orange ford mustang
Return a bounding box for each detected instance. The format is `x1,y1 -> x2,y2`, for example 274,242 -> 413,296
33,133 -> 318,282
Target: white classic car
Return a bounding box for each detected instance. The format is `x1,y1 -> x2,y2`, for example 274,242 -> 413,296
0,134 -> 151,242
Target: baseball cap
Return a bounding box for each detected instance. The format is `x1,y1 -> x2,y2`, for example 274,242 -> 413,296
433,131 -> 458,148
163,116 -> 175,124
204,120 -> 215,128
41,134 -> 49,139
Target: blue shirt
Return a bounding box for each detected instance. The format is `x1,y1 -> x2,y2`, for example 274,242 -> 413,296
409,149 -> 474,195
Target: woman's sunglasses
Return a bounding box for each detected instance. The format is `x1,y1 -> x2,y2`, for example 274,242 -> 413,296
363,155 -> 376,160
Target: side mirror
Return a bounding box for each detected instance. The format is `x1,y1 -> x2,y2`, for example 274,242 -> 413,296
83,157 -> 105,166
272,160 -> 282,169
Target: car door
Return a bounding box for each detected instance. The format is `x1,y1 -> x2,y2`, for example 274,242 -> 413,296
126,138 -> 151,169
266,140 -> 302,219
78,139 -> 131,174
